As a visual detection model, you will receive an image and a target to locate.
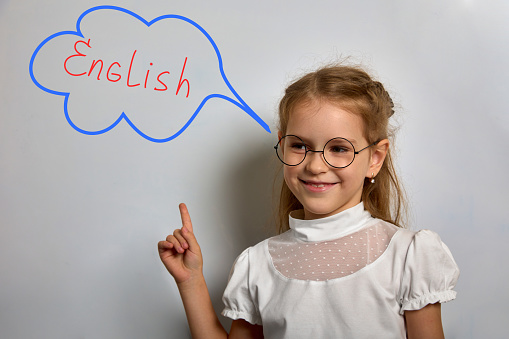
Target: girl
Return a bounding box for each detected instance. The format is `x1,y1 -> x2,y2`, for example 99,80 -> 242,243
158,65 -> 459,338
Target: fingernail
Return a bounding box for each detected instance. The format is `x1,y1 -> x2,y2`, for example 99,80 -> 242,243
182,226 -> 188,234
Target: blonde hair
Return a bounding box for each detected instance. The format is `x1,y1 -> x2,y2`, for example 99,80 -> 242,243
276,64 -> 407,233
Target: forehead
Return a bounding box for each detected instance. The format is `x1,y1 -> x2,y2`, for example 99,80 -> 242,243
286,100 -> 366,144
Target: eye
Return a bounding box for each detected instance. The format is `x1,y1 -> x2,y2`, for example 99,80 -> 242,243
329,145 -> 350,153
326,138 -> 354,155
289,142 -> 307,152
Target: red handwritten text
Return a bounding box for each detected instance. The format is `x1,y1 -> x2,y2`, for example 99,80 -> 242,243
64,39 -> 190,97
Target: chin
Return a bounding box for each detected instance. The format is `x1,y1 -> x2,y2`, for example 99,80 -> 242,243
302,197 -> 360,219
303,204 -> 340,219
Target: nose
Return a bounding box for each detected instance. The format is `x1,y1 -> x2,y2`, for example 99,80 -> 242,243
304,151 -> 328,174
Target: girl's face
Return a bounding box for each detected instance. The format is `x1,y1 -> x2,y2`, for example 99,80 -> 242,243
280,99 -> 387,220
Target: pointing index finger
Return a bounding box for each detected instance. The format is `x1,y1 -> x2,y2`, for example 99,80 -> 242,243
179,203 -> 193,232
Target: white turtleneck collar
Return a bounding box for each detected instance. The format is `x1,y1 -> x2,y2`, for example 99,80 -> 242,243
288,202 -> 374,242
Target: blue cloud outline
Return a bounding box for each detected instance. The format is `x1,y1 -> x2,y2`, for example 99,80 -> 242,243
29,5 -> 271,143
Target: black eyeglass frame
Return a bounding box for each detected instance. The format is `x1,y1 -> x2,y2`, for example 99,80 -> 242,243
274,135 -> 381,169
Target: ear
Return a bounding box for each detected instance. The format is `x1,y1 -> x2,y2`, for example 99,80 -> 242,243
277,131 -> 284,154
366,139 -> 389,178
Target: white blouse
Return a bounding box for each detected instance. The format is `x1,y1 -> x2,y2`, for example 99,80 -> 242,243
221,203 -> 459,338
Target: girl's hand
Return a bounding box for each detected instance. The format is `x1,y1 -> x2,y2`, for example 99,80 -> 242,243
158,203 -> 203,285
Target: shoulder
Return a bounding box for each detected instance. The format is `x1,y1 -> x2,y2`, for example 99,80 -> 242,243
381,223 -> 460,278
229,231 -> 296,276
373,221 -> 458,268
229,236 -> 273,271
378,220 -> 448,252
405,229 -> 459,271
398,228 -> 456,259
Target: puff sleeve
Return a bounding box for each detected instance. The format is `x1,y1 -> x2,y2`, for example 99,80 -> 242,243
221,247 -> 262,325
399,230 -> 460,315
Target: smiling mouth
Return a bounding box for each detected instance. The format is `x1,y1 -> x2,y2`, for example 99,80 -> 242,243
299,179 -> 338,188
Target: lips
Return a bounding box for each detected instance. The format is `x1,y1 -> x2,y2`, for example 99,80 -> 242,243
299,179 -> 337,192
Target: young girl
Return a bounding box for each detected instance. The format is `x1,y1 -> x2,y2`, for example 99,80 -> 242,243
158,65 -> 459,338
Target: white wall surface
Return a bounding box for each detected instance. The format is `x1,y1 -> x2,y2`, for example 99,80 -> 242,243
1,0 -> 508,338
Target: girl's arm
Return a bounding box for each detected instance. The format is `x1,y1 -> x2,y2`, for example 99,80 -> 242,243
158,204 -> 264,339
230,319 -> 264,338
176,274 -> 227,339
405,303 -> 444,339
176,268 -> 264,339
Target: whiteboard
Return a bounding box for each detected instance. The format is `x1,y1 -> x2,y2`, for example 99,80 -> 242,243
1,1 -> 508,338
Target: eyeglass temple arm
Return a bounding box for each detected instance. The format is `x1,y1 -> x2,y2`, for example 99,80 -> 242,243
354,139 -> 381,154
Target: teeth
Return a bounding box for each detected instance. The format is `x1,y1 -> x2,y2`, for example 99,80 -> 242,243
311,184 -> 325,188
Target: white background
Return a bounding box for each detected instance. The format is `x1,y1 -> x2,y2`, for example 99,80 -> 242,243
1,0 -> 508,338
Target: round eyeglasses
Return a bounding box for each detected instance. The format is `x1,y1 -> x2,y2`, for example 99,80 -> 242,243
274,135 -> 380,168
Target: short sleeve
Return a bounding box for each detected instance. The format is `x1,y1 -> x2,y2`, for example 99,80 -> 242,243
221,247 -> 262,325
399,230 -> 460,315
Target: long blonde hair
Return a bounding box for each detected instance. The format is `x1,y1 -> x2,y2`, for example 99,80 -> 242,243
276,65 -> 407,233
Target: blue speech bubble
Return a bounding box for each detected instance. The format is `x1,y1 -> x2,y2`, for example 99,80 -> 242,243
29,5 -> 271,142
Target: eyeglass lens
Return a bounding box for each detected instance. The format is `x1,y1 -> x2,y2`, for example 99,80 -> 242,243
275,135 -> 356,168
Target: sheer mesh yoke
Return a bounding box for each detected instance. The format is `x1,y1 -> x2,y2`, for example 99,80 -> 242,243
268,221 -> 398,281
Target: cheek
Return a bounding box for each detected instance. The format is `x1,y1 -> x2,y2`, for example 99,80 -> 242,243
283,166 -> 300,189
352,154 -> 371,177
282,167 -> 293,185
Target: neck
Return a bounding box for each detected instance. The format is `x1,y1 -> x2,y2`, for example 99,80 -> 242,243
289,202 -> 374,242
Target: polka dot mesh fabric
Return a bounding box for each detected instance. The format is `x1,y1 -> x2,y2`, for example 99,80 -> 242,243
268,221 -> 398,281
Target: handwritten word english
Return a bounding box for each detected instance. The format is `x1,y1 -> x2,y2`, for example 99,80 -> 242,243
64,39 -> 190,97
